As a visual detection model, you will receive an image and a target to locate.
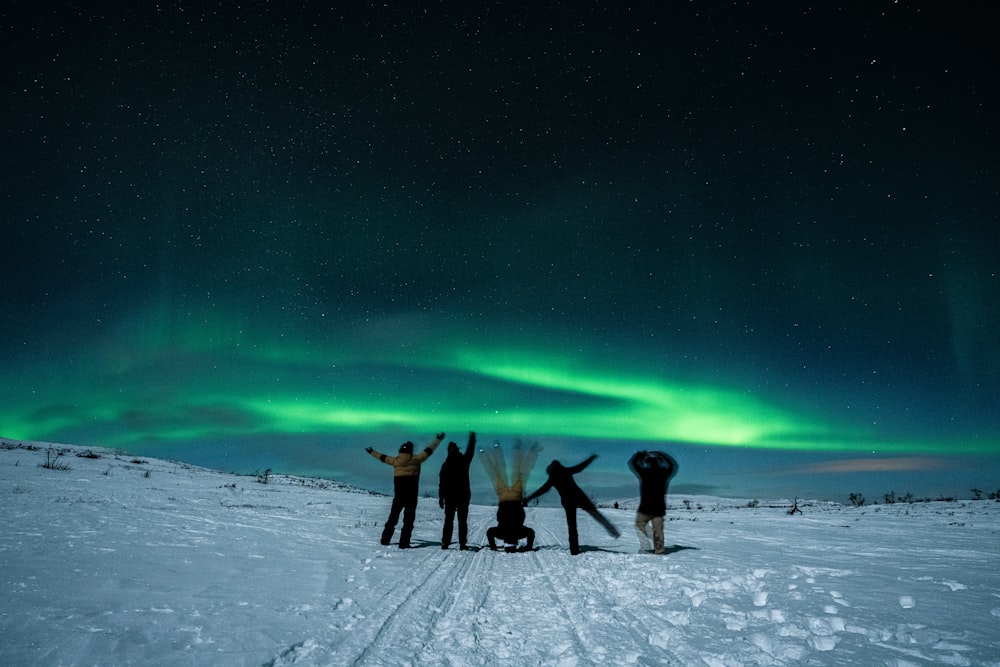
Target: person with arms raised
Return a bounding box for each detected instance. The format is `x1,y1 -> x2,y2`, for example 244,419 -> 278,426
524,454 -> 619,555
438,432 -> 477,550
366,432 -> 445,549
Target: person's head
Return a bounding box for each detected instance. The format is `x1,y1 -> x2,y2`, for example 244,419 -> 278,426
399,441 -> 414,454
447,441 -> 459,454
645,451 -> 674,471
546,460 -> 563,474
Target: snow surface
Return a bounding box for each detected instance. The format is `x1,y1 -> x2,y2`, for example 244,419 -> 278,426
2,441 -> 999,667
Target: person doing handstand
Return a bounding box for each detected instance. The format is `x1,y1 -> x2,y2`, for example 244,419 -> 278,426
481,440 -> 538,552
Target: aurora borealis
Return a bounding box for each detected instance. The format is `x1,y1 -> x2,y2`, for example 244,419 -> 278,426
2,3 -> 998,502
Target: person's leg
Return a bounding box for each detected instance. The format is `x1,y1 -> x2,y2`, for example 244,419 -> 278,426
491,524 -> 515,552
441,501 -> 455,548
486,526 -> 499,550
564,505 -> 580,555
518,526 -> 535,551
651,515 -> 665,554
399,497 -> 417,548
634,511 -> 653,552
456,502 -> 469,549
583,505 -> 620,538
381,495 -> 404,545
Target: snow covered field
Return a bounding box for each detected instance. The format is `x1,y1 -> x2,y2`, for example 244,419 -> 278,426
2,440 -> 999,666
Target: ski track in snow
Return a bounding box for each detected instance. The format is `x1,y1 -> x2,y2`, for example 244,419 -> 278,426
2,441 -> 1000,667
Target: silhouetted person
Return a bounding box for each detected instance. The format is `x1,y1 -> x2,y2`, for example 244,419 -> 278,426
438,432 -> 476,550
487,490 -> 536,552
628,450 -> 678,554
524,455 -> 619,555
481,440 -> 539,552
366,433 -> 444,548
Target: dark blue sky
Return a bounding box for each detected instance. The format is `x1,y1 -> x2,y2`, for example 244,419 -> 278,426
2,3 -> 997,502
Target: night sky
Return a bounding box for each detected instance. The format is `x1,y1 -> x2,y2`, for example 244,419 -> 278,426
3,3 -> 998,503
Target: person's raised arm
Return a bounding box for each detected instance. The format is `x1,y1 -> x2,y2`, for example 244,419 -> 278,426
427,432 -> 445,454
628,451 -> 644,476
366,447 -> 391,465
566,454 -> 598,475
415,432 -> 446,462
650,451 -> 678,477
662,452 -> 678,478
523,478 -> 552,504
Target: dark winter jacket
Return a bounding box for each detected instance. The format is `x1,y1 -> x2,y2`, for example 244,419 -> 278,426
439,432 -> 476,505
628,450 -> 678,516
524,455 -> 597,508
496,500 -> 526,529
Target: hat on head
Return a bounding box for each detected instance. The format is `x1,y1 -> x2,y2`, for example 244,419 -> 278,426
399,441 -> 414,454
447,441 -> 459,453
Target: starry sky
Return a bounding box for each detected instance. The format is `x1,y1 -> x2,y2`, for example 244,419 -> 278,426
2,3 -> 998,503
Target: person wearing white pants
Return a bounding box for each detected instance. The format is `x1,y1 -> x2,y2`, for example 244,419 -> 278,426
628,450 -> 678,554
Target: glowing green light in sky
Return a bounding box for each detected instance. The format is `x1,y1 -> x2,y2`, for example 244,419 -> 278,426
0,319 -> 995,457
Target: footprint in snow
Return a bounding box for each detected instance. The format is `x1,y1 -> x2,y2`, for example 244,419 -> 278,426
829,590 -> 851,607
899,595 -> 916,609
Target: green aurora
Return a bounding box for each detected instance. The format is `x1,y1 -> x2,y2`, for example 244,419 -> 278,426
3,322 -> 993,460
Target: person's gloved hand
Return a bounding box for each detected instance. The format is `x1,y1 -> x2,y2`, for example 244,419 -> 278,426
436,432 -> 446,440
365,447 -> 374,454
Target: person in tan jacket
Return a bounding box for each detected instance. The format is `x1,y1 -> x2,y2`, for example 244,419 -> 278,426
366,433 -> 444,548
